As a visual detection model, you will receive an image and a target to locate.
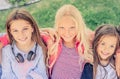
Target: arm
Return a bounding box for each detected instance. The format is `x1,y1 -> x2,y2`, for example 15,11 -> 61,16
1,47 -> 17,79
115,47 -> 120,77
41,32 -> 54,49
40,28 -> 57,42
0,34 -> 9,47
0,42 -> 2,64
85,28 -> 95,64
86,27 -> 95,45
28,49 -> 48,79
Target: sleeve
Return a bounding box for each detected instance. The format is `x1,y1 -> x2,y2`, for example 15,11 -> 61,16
41,33 -> 51,44
41,33 -> 54,49
0,34 -> 9,47
1,47 -> 17,79
28,50 -> 48,79
0,33 -> 6,37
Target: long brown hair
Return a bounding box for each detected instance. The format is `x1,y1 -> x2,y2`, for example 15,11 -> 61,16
93,24 -> 119,79
6,8 -> 47,64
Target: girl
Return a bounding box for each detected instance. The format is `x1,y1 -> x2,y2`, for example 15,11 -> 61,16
1,9 -> 48,79
93,24 -> 119,79
47,4 -> 93,79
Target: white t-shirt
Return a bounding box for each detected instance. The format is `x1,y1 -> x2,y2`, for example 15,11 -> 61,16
96,63 -> 117,79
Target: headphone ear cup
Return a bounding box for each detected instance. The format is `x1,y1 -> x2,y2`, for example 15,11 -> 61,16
16,53 -> 24,63
27,51 -> 36,61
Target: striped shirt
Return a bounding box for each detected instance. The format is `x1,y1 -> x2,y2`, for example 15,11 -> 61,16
51,44 -> 85,79
96,64 -> 117,79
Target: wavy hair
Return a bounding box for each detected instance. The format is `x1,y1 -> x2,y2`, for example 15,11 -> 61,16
47,4 -> 93,67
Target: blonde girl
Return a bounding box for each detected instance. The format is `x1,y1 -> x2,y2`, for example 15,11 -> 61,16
47,4 -> 93,79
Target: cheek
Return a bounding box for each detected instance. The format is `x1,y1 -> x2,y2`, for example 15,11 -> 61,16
26,29 -> 33,34
110,49 -> 115,55
71,29 -> 77,34
71,31 -> 77,36
31,28 -> 34,33
10,32 -> 16,37
58,30 -> 63,36
11,34 -> 17,40
96,45 -> 101,54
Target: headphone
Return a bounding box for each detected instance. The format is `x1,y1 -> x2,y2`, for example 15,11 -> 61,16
11,43 -> 37,63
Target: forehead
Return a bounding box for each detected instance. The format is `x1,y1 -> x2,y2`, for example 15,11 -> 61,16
10,19 -> 31,29
58,16 -> 77,27
99,35 -> 117,43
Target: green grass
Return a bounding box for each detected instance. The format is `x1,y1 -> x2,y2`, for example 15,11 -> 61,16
0,0 -> 120,32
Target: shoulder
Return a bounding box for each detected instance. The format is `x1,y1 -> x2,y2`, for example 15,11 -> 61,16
2,44 -> 12,56
36,45 -> 43,56
2,44 -> 11,51
81,63 -> 93,79
82,63 -> 93,73
37,45 -> 42,51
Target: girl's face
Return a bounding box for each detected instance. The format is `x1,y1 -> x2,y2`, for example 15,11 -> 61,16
57,16 -> 77,45
97,35 -> 117,61
10,19 -> 34,45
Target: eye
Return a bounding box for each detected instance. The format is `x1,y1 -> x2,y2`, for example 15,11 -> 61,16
23,28 -> 28,31
59,26 -> 64,29
70,26 -> 75,29
12,30 -> 18,32
110,45 -> 115,48
101,42 -> 105,46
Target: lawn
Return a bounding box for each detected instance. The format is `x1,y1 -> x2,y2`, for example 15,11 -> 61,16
0,0 -> 120,32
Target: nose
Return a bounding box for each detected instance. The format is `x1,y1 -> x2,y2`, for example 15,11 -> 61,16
104,46 -> 110,51
64,29 -> 70,35
18,31 -> 25,37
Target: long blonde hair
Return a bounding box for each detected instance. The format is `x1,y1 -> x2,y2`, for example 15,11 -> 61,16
47,4 -> 93,66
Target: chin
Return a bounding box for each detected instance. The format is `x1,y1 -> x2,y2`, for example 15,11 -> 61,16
100,57 -> 111,61
64,39 -> 73,42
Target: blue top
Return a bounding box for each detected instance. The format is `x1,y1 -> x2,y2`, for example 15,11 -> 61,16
1,43 -> 48,79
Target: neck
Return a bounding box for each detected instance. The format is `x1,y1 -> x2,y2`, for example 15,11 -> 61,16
64,41 -> 75,48
100,60 -> 109,66
16,40 -> 35,53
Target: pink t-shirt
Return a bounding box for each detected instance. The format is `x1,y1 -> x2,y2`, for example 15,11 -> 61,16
51,44 -> 85,79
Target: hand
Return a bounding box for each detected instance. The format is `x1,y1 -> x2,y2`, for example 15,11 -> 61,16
40,28 -> 58,41
84,51 -> 93,64
29,71 -> 43,79
115,50 -> 120,77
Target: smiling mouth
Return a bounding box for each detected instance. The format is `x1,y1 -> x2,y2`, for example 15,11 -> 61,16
19,37 -> 27,41
101,51 -> 110,55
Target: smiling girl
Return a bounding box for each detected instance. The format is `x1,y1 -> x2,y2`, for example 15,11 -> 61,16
1,9 -> 48,79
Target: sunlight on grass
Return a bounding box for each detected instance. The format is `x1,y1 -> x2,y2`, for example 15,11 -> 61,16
0,0 -> 120,32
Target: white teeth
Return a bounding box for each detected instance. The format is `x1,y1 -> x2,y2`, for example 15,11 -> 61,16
102,52 -> 109,55
19,37 -> 27,41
